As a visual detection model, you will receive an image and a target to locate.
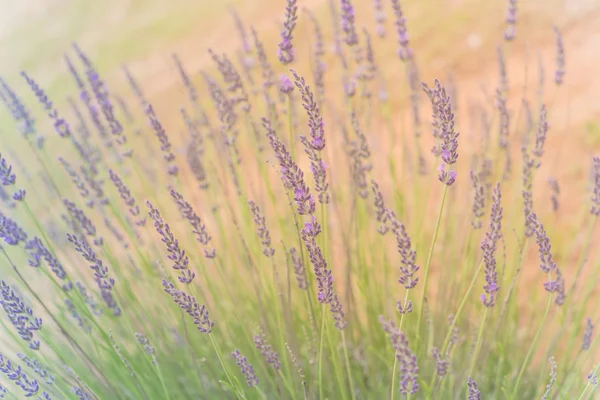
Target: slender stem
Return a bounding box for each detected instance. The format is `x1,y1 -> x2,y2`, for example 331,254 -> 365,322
429,260 -> 484,390
390,351 -> 398,400
511,294 -> 554,398
318,307 -> 326,400
209,333 -> 236,391
341,331 -> 356,400
468,307 -> 489,379
417,185 -> 448,339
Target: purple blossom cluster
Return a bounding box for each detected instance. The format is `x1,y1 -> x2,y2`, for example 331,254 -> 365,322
470,170 -> 485,229
232,349 -> 259,387
371,180 -> 389,235
0,153 -> 26,201
349,113 -> 372,199
73,44 -> 127,149
17,353 -> 55,385
0,213 -> 28,246
63,199 -> 103,246
0,353 -> 48,398
209,50 -> 250,113
253,331 -> 281,370
591,156 -> 600,216
528,213 -> 565,305
264,118 -> 315,215
67,234 -> 121,315
0,78 -> 37,142
379,316 -> 418,394
582,318 -> 594,351
277,0 -> 298,65
289,247 -> 307,290
21,71 -> 71,138
554,26 -> 565,85
390,0 -> 412,61
0,281 -> 42,350
291,69 -> 329,204
108,170 -> 146,226
147,200 -> 196,284
467,377 -> 481,399
340,0 -> 358,47
248,200 -> 275,257
480,183 -> 503,307
162,279 -> 213,333
145,104 -> 178,176
169,190 -> 215,259
428,79 -> 459,186
25,237 -> 67,281
504,0 -> 517,41
59,158 -> 92,207
386,209 -> 419,291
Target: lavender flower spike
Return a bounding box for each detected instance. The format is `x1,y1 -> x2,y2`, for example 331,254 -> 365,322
162,279 -> 213,333
232,350 -> 259,387
340,0 -> 358,46
147,200 -> 196,284
277,0 -> 298,65
380,317 -> 419,394
254,331 -> 281,370
504,0 -> 517,41
430,79 -> 459,185
467,377 -> 481,399
582,318 -> 594,351
21,71 -> 71,138
170,189 -> 215,258
0,353 -> 48,398
529,212 -> 566,305
289,247 -> 308,289
541,356 -> 557,399
591,156 -> 600,216
391,0 -> 413,61
0,281 -> 42,350
248,200 -> 275,257
554,26 -> 565,85
480,183 -> 503,307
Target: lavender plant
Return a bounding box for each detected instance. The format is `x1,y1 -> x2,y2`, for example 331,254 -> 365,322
0,2 -> 596,399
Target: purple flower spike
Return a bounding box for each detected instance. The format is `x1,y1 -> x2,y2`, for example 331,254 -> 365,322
554,26 -> 565,85
504,0 -> 517,41
147,200 -> 195,284
481,183 -> 503,307
340,0 -> 358,46
582,318 -> 594,351
277,0 -> 298,65
391,0 -> 413,61
21,71 -> 71,138
232,350 -> 259,387
254,331 -> 281,370
0,281 -> 43,350
467,377 -> 481,399
380,317 -> 419,394
591,156 -> 600,215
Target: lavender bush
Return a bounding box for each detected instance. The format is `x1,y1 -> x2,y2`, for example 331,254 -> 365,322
0,1 -> 597,399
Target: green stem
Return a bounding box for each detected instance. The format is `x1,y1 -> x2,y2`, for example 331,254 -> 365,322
341,331 -> 356,400
417,185 -> 448,339
468,307 -> 489,379
318,307 -> 326,400
511,294 -> 554,398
